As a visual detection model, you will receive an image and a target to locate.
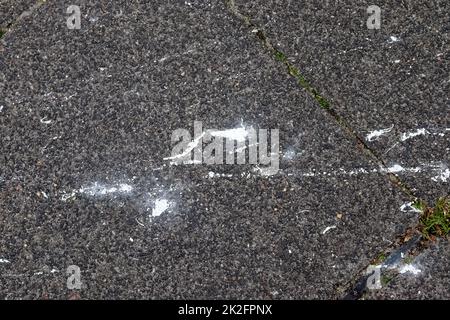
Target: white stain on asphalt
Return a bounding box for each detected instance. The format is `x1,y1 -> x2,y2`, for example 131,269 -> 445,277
79,182 -> 133,196
163,132 -> 205,162
398,264 -> 422,275
207,162 -> 448,183
40,117 -> 52,124
400,128 -> 430,141
322,226 -> 337,235
209,127 -> 248,142
384,164 -> 421,174
400,202 -> 422,213
208,171 -> 234,178
60,182 -> 133,201
388,36 -> 400,43
432,167 -> 450,183
366,126 -> 394,142
151,199 -> 170,217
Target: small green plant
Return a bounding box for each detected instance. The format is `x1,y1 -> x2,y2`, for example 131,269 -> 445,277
378,253 -> 387,262
0,28 -> 6,38
316,96 -> 330,109
418,197 -> 450,239
412,199 -> 427,212
403,256 -> 414,264
372,252 -> 387,265
274,49 -> 287,63
381,275 -> 393,286
287,64 -> 299,77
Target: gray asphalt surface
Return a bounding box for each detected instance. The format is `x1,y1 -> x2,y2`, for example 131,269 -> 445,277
0,0 -> 448,299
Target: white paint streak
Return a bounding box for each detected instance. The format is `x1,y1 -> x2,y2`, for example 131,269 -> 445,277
384,164 -> 421,174
399,264 -> 422,275
400,128 -> 430,141
0,258 -> 10,263
61,182 -> 133,201
366,126 -> 393,142
400,202 -> 422,213
79,182 -> 133,196
40,117 -> 52,124
60,191 -> 76,201
151,199 -> 170,217
432,167 -> 450,183
209,127 -> 248,142
208,171 -> 233,178
322,226 -> 337,235
388,36 -> 400,43
385,164 -> 405,173
163,132 -> 205,161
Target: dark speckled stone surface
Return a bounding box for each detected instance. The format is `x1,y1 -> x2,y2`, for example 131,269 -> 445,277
0,0 -> 447,299
0,0 -> 35,28
365,239 -> 450,300
233,0 -> 449,203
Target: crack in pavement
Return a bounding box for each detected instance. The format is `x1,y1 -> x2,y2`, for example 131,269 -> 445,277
0,0 -> 45,39
223,0 -> 448,299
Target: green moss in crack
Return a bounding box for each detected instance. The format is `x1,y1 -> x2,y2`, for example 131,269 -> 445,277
412,199 -> 427,212
381,275 -> 393,286
316,95 -> 331,109
373,252 -> 387,265
274,49 -> 287,63
378,253 -> 387,263
403,256 -> 414,264
418,197 -> 450,240
287,64 -> 299,78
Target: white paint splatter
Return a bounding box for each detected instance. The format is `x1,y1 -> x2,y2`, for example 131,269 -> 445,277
60,191 -> 77,202
151,199 -> 170,217
179,159 -> 202,165
385,164 -> 405,173
40,117 -> 52,124
432,167 -> 450,183
79,182 -> 133,196
252,163 -> 279,176
208,171 -> 234,178
400,128 -> 430,141
348,168 -> 370,175
283,149 -> 298,160
366,126 -> 393,142
399,264 -> 422,275
388,36 -> 400,43
322,226 -> 337,235
384,164 -> 421,174
400,202 -> 422,213
0,258 -> 10,263
209,127 -> 248,142
60,182 -> 133,200
163,132 -> 205,161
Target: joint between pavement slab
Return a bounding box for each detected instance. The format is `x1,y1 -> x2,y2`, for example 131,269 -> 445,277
222,0 -> 448,293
